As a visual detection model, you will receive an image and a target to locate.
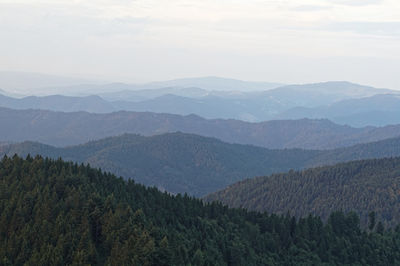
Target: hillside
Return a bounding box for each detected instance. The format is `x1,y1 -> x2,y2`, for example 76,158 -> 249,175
1,155 -> 400,265
205,157 -> 400,227
307,136 -> 400,167
0,133 -> 319,196
2,133 -> 400,196
1,107 -> 400,149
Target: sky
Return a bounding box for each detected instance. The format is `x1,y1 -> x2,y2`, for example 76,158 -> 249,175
0,0 -> 399,89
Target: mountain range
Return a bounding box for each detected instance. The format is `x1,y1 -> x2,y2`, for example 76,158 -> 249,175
2,132 -> 400,196
0,72 -> 282,96
1,75 -> 399,126
0,71 -> 104,94
0,94 -> 115,113
2,107 -> 400,148
2,72 -> 400,265
278,93 -> 400,127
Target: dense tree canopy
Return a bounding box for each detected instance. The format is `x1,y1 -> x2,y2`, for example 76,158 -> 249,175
205,157 -> 400,228
1,155 -> 400,265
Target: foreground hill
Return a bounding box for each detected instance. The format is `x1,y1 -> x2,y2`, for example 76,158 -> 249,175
205,157 -> 400,227
1,155 -> 400,265
1,106 -> 400,149
2,133 -> 400,196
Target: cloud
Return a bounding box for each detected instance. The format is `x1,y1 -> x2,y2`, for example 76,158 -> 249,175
325,0 -> 383,6
1,0 -> 399,88
291,5 -> 332,12
324,21 -> 400,37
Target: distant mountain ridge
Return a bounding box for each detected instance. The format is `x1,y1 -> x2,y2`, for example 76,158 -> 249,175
278,93 -> 400,127
142,76 -> 283,91
0,94 -> 115,113
1,78 -> 398,125
2,132 -> 400,196
0,72 -> 282,96
1,107 -> 400,148
0,71 -> 104,93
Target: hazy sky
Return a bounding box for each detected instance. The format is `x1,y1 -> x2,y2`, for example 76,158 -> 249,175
1,0 -> 399,89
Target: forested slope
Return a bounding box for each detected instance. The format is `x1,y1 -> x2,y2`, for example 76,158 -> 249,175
307,136 -> 400,166
0,133 -> 319,196
1,155 -> 400,265
1,133 -> 400,197
205,157 -> 400,228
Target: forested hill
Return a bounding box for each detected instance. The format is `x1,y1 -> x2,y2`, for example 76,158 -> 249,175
0,133 -> 320,196
2,133 -> 400,197
205,157 -> 400,228
2,155 -> 400,265
2,106 -> 400,149
307,136 -> 400,167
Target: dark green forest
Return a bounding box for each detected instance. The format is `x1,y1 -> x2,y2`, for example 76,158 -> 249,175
205,157 -> 400,228
2,155 -> 400,265
1,133 -> 400,197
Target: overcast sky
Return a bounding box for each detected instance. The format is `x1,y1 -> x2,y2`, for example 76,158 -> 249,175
1,0 -> 399,89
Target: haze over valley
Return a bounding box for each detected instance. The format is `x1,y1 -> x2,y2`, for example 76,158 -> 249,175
2,0 -> 400,264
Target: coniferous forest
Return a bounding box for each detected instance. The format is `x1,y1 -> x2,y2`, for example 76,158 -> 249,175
3,0 -> 400,264
205,157 -> 400,228
1,155 -> 400,265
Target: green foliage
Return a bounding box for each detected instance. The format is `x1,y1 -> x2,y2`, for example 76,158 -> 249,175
1,155 -> 400,265
205,157 -> 400,228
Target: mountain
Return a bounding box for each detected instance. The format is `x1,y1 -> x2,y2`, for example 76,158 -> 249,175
81,81 -> 399,122
2,79 -> 398,124
114,94 -> 273,122
100,87 -> 210,102
82,76 -> 283,97
306,136 -> 400,167
1,106 -> 400,149
2,133 -> 400,196
143,76 -> 283,91
205,157 -> 400,227
0,71 -> 104,94
272,81 -> 390,96
277,94 -> 400,127
0,91 -> 289,122
0,94 -> 116,113
0,133 -> 320,196
265,81 -> 392,107
2,155 -> 400,265
0,73 -> 282,96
